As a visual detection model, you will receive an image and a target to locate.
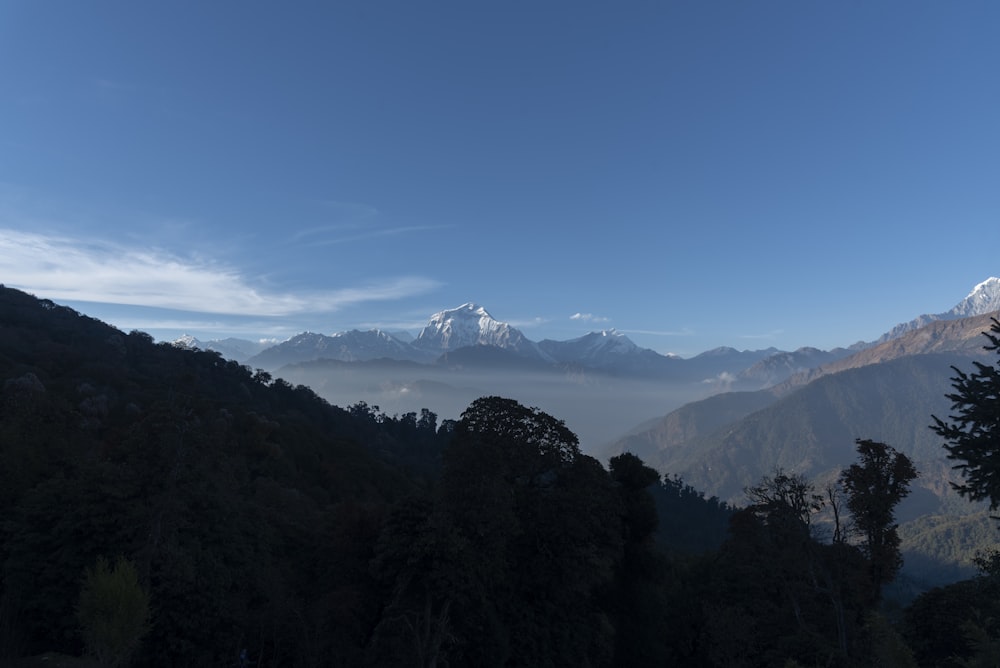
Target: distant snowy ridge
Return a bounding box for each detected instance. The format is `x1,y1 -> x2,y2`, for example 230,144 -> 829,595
952,277 -> 1000,317
173,334 -> 200,348
171,335 -> 276,362
183,278 -> 1000,381
413,303 -> 554,362
876,276 -> 1000,343
539,329 -> 641,364
245,329 -> 434,368
188,302 -> 813,386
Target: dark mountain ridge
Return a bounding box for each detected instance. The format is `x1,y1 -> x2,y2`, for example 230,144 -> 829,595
0,284 -> 747,667
0,284 -> 456,664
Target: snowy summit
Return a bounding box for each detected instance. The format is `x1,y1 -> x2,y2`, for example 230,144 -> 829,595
413,303 -> 551,360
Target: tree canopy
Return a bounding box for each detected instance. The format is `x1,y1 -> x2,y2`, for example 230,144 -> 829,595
0,284 -> 995,666
840,439 -> 918,602
932,317 -> 1000,511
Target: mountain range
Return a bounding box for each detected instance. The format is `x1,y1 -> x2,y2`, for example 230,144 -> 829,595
15,276 -> 1000,588
177,303 -> 853,390
608,308 -> 1000,585
171,279 -> 1000,466
874,276 -> 1000,343
180,279 -> 1000,370
206,278 -> 1000,586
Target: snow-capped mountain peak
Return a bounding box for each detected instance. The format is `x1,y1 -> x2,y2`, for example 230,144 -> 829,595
170,334 -> 276,362
173,334 -> 201,348
951,277 -> 1000,318
876,276 -> 1000,344
538,329 -> 652,366
415,303 -> 510,350
413,303 -> 552,361
580,329 -> 641,355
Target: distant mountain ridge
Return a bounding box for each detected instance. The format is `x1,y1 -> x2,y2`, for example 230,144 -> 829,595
876,277 -> 1000,343
608,306 -> 1000,585
237,302 -> 791,383
245,329 -> 431,368
172,335 -> 276,361
613,309 -> 1000,471
178,278 -> 1000,390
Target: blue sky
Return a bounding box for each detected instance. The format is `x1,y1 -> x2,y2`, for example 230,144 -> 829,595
1,1 -> 997,357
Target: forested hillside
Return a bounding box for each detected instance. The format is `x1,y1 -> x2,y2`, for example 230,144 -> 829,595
2,286 -> 999,667
611,314 -> 1000,585
0,287 -> 730,666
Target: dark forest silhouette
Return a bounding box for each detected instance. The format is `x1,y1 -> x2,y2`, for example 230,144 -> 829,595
0,286 -> 997,666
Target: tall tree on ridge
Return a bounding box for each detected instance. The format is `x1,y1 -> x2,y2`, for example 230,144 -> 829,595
840,439 -> 917,603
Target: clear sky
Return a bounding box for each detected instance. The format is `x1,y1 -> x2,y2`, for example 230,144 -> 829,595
1,1 -> 997,357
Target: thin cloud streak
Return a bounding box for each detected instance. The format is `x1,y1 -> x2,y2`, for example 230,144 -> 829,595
105,317 -> 294,338
0,229 -> 440,316
622,327 -> 697,337
302,224 -> 453,247
570,312 -> 610,323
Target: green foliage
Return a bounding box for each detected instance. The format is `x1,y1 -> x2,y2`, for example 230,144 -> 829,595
437,397 -> 622,667
863,611 -> 917,667
607,454 -> 667,667
651,474 -> 733,555
904,575 -> 1000,666
932,317 -> 1000,511
840,439 -> 918,601
0,286 -> 426,664
745,468 -> 824,538
954,613 -> 1000,668
898,510 -> 993,585
4,285 -> 997,667
708,504 -> 870,666
76,556 -> 149,668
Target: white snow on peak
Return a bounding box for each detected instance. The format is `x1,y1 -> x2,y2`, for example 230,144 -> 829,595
413,303 -> 552,360
876,276 -> 1000,344
592,330 -> 639,354
556,329 -> 641,357
416,303 -> 515,350
174,334 -> 199,347
951,277 -> 1000,317
967,277 -> 1000,296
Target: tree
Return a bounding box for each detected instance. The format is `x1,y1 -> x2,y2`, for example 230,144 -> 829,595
433,397 -> 622,667
839,439 -> 917,602
76,555 -> 150,668
607,454 -> 669,667
368,498 -> 470,668
931,317 -> 1000,512
744,468 -> 824,539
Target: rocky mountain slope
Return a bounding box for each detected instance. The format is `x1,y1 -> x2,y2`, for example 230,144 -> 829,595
875,276 -> 1000,343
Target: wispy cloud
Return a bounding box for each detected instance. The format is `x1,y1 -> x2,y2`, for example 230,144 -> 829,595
0,229 -> 440,316
622,327 -> 696,337
298,224 -> 453,247
288,200 -> 451,246
570,312 -> 610,323
108,317 -> 297,339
